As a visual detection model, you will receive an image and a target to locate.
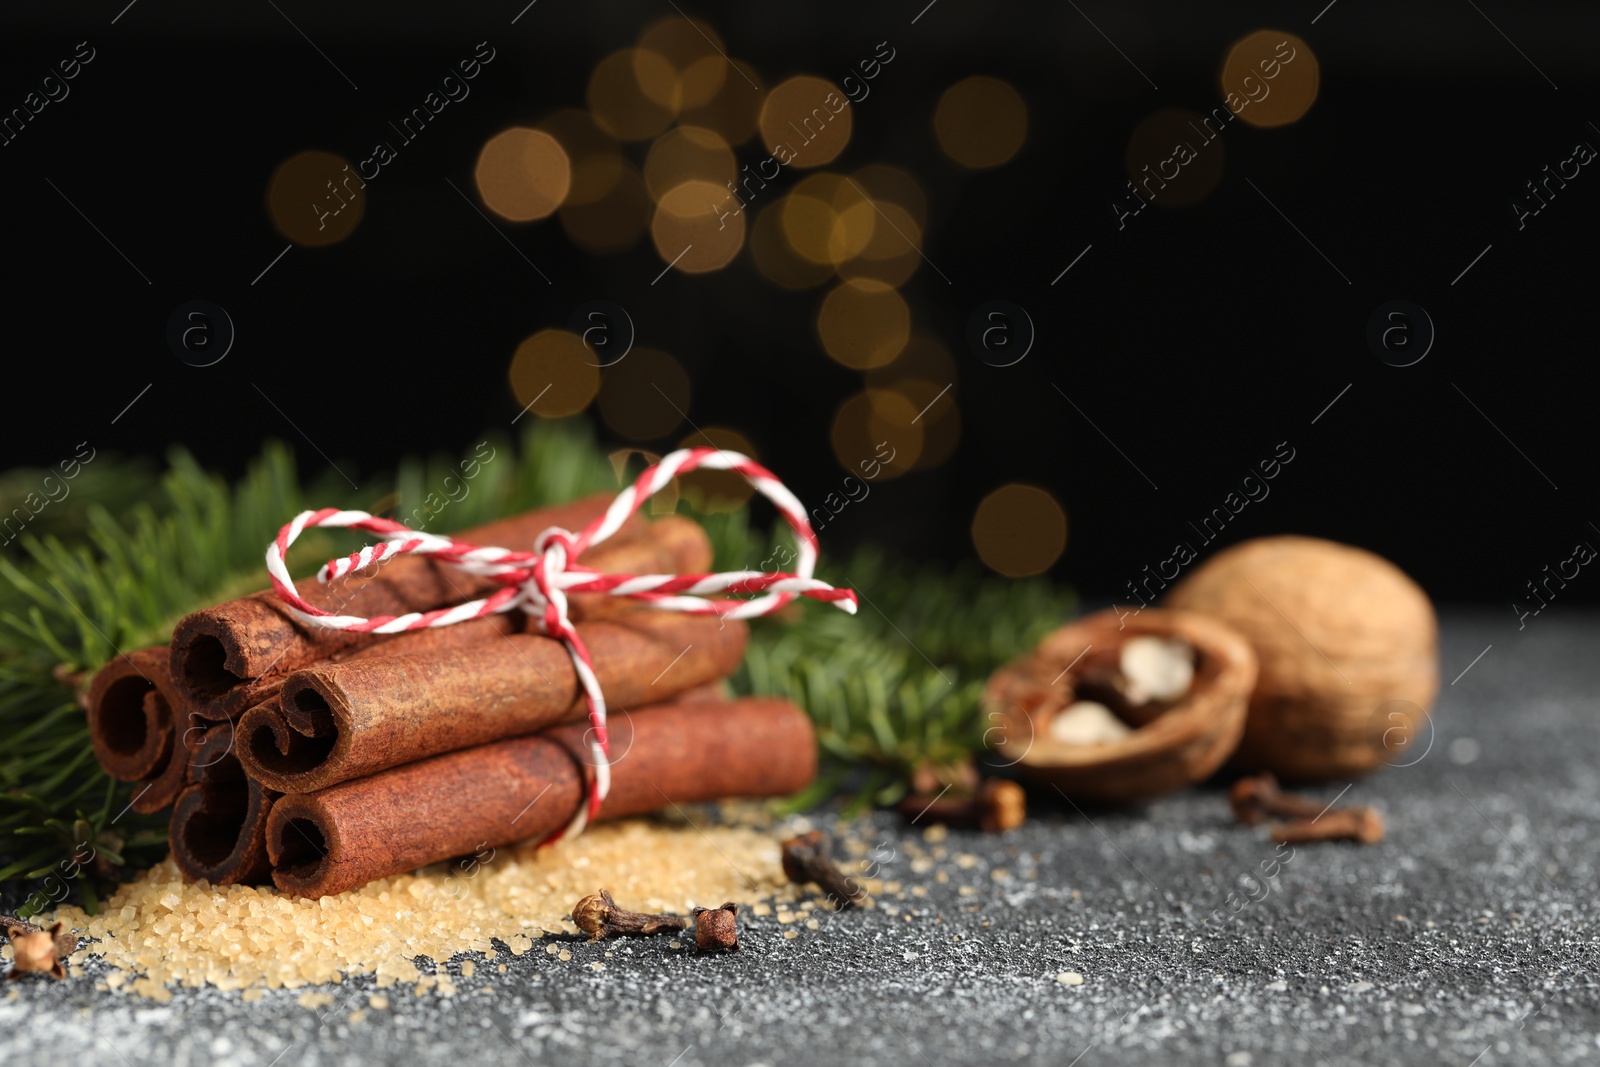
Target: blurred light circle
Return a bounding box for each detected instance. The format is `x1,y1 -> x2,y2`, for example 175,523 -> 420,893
651,179 -> 746,273
563,152 -> 629,208
474,128 -> 571,222
934,76 -> 1028,169
759,76 -> 853,168
588,50 -> 675,141
676,426 -> 758,511
538,109 -> 618,162
866,335 -> 957,388
750,199 -> 835,290
560,160 -> 651,254
644,126 -> 737,201
830,389 -> 923,480
681,60 -> 765,145
509,329 -> 600,418
783,174 -> 874,265
598,347 -> 692,439
267,150 -> 364,247
892,377 -> 961,471
1221,30 -> 1319,128
817,279 -> 910,369
838,199 -> 921,287
637,16 -> 729,110
971,485 -> 1067,577
1124,108 -> 1226,208
851,163 -> 928,230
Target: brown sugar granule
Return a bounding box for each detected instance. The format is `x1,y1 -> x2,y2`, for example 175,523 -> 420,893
51,819 -> 784,998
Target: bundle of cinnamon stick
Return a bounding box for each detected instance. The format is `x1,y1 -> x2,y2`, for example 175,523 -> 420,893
85,495 -> 816,898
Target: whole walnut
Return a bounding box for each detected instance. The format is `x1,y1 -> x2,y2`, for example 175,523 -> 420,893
1163,535 -> 1438,780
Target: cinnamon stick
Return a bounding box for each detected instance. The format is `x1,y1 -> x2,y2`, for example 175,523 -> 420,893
168,726 -> 279,886
86,648 -> 173,782
236,612 -> 748,793
265,697 -> 817,898
168,494 -> 651,719
129,693 -> 211,814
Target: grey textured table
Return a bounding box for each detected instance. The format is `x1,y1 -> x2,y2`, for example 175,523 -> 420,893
5,611 -> 1597,1066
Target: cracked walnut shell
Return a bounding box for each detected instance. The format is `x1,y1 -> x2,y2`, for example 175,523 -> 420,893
984,607 -> 1257,803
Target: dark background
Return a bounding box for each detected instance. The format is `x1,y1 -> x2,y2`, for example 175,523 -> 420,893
2,0 -> 1595,609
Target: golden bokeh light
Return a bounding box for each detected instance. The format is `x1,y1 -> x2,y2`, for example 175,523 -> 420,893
837,199 -> 921,287
676,427 -> 758,512
474,128 -> 571,222
1221,31 -> 1318,128
749,200 -> 835,290
651,179 -> 746,273
509,330 -> 600,419
559,159 -> 651,254
782,173 -> 875,265
817,279 -> 909,369
598,348 -> 692,440
830,389 -> 923,480
538,109 -> 617,162
1124,108 -> 1226,208
681,61 -> 765,145
971,485 -> 1068,577
851,164 -> 928,230
608,448 -> 680,515
866,338 -> 960,471
934,76 -> 1028,169
892,378 -> 960,471
866,335 -> 957,389
643,126 -> 737,202
588,50 -> 675,141
267,150 -> 364,247
636,17 -> 729,111
759,76 -> 853,168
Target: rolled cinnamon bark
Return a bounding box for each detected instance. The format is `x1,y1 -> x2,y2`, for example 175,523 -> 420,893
237,612 -> 748,793
168,494 -> 650,720
169,726 -> 279,886
86,648 -> 173,782
129,690 -> 204,814
266,697 -> 817,898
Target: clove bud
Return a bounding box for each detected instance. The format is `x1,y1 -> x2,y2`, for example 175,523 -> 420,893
781,830 -> 868,909
1272,807 -> 1385,845
3,916 -> 76,980
1228,772 -> 1327,825
570,889 -> 687,941
691,902 -> 739,953
896,778 -> 1028,833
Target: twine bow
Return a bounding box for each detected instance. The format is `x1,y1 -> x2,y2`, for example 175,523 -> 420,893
265,447 -> 857,842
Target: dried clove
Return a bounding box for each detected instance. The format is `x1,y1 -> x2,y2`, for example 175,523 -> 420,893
3,915 -> 76,980
1272,807 -> 1385,845
570,889 -> 687,941
780,830 -> 868,909
896,778 -> 1028,833
1228,772 -> 1328,826
691,902 -> 739,953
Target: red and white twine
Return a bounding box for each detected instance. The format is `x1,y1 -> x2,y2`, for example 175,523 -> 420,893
266,447 -> 857,843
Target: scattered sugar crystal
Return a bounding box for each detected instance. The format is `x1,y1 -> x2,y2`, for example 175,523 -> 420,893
47,819 -> 785,999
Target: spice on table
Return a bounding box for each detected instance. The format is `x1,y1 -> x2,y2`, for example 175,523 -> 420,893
571,889 -> 686,940
691,902 -> 739,953
780,830 -> 867,909
896,778 -> 1028,833
3,916 -> 76,980
1230,772 -> 1384,844
1228,772 -> 1328,825
1271,807 -> 1385,845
